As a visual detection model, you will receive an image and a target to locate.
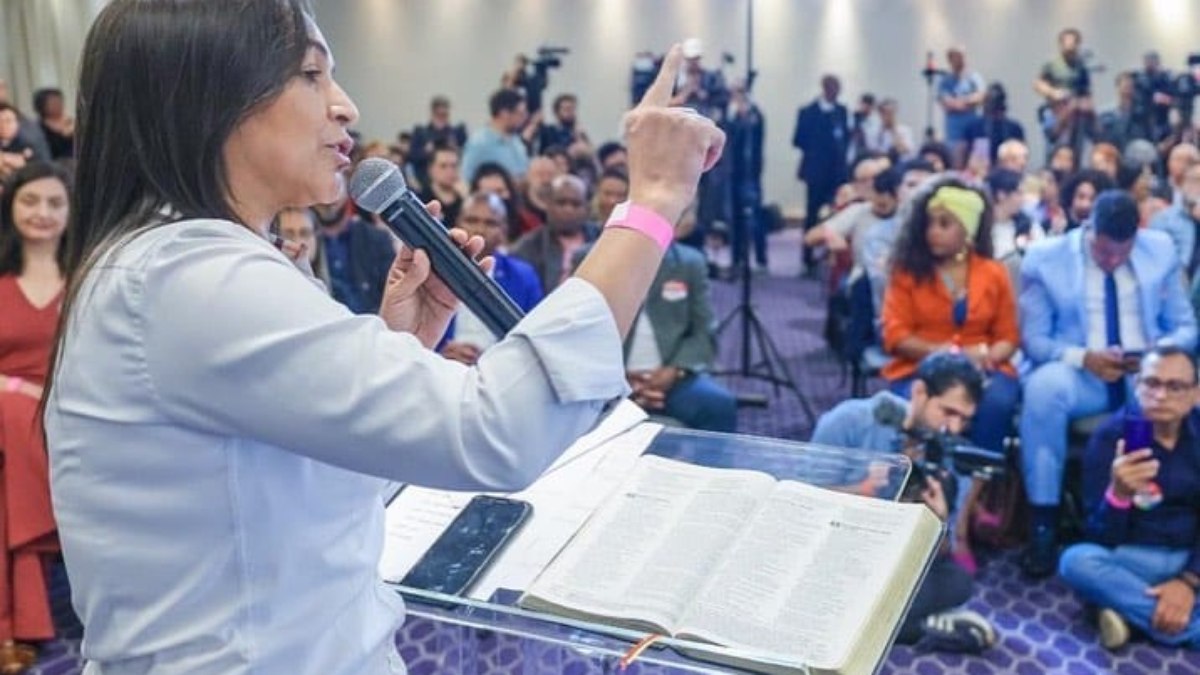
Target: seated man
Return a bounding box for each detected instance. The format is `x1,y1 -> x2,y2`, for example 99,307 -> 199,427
811,353 -> 996,653
511,174 -> 598,293
312,194 -> 397,315
1060,346 -> 1200,651
622,208 -> 737,433
1019,190 -> 1198,577
439,192 -> 543,366
1150,161 -> 1200,281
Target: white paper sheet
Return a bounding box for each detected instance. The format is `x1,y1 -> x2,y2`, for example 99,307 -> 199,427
377,400 -> 653,585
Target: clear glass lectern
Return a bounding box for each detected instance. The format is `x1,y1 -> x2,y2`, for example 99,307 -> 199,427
388,425 -> 926,675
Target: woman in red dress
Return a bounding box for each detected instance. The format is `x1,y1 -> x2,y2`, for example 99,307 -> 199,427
0,161 -> 69,673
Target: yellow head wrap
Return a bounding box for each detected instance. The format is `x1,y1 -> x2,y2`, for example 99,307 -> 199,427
927,186 -> 985,240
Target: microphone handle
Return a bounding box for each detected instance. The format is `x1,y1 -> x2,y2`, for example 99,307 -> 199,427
379,191 -> 525,338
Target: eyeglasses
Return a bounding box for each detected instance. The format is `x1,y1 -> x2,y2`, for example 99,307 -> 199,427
1138,377 -> 1196,395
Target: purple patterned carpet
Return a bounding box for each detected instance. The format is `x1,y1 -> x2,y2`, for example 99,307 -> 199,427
27,229 -> 1200,673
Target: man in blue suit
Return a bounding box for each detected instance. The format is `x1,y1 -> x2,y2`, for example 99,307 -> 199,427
793,74 -> 850,271
439,192 -> 543,365
1018,190 -> 1198,577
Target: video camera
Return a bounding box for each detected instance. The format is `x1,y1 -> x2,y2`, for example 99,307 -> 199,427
901,427 -> 1007,507
515,46 -> 570,112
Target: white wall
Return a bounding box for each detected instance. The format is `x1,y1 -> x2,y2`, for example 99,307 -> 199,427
0,0 -> 101,111
314,0 -> 1199,212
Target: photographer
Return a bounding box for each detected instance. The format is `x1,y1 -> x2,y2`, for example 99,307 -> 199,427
811,353 -> 996,653
1034,28 -> 1097,161
962,83 -> 1025,166
1134,51 -> 1175,142
1099,73 -> 1154,152
1059,346 -> 1200,651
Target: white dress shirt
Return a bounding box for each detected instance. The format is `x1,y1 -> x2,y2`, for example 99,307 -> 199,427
1062,256 -> 1147,367
45,220 -> 629,674
626,312 -> 663,372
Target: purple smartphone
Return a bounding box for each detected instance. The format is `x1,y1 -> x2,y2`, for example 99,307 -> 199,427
1123,416 -> 1153,452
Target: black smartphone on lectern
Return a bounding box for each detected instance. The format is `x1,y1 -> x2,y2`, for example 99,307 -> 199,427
399,495 -> 532,600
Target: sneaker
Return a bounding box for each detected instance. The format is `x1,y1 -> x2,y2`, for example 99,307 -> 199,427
1097,608 -> 1130,651
919,609 -> 997,654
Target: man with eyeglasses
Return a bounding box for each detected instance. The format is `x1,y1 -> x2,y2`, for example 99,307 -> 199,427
1019,190 -> 1198,578
1059,346 -> 1200,651
438,192 -> 543,366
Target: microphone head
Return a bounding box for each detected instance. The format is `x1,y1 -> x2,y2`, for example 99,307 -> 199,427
350,157 -> 407,214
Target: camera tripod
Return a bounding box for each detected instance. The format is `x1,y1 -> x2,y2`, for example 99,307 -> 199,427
710,0 -> 815,427
714,199 -> 815,428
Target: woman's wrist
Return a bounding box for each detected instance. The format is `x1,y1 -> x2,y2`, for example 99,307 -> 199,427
4,376 -> 24,394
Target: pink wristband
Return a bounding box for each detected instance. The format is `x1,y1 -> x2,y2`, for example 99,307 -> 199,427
4,376 -> 22,394
1105,485 -> 1132,510
604,201 -> 674,252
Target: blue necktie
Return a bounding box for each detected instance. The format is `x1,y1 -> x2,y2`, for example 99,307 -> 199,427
1104,272 -> 1125,408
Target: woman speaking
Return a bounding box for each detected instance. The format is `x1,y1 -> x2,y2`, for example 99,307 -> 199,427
43,1 -> 723,673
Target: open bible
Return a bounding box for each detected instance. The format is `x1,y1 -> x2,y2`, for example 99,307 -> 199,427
519,455 -> 942,674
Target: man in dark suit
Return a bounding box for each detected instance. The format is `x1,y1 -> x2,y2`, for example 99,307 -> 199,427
793,75 -> 851,270
511,175 -> 598,293
625,216 -> 738,433
312,196 -> 397,315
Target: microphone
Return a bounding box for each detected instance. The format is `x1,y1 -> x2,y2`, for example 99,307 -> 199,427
350,158 -> 525,338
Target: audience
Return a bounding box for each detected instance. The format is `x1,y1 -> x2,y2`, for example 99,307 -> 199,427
988,168 -> 1043,264
0,162 -> 70,672
439,192 -> 543,366
1018,191 -> 1197,578
416,143 -> 464,227
16,19 -> 1200,667
866,98 -> 916,162
1060,346 -> 1200,651
409,96 -> 468,187
881,178 -> 1020,571
938,46 -> 987,165
536,93 -> 588,155
592,169 -> 629,225
461,88 -> 530,182
511,174 -> 597,292
812,353 -> 996,653
995,139 -> 1030,174
275,207 -> 326,288
794,74 -> 851,270
617,208 -> 738,433
1058,169 -> 1115,233
31,89 -> 73,160
310,194 -> 396,315
469,161 -> 532,243
0,103 -> 34,182
1150,162 -> 1200,279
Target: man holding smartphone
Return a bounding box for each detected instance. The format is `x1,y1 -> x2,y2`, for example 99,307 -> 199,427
1018,190 -> 1197,578
1059,346 -> 1200,651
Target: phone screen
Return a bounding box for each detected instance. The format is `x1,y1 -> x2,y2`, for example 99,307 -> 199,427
399,495 -> 531,599
1123,416 -> 1153,452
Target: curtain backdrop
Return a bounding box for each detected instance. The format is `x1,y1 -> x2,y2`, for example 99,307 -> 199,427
0,0 -> 104,114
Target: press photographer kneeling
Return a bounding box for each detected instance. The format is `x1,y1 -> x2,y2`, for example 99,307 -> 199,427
812,352 -> 999,653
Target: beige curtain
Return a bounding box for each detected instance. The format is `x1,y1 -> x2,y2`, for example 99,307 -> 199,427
0,0 -> 104,113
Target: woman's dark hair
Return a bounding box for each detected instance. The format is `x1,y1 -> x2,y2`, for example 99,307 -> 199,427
1048,143 -> 1079,172
32,88 -> 64,119
1059,169 -> 1115,213
470,162 -> 524,241
0,161 -> 72,276
891,175 -> 994,283
45,0 -> 313,412
918,141 -> 953,171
